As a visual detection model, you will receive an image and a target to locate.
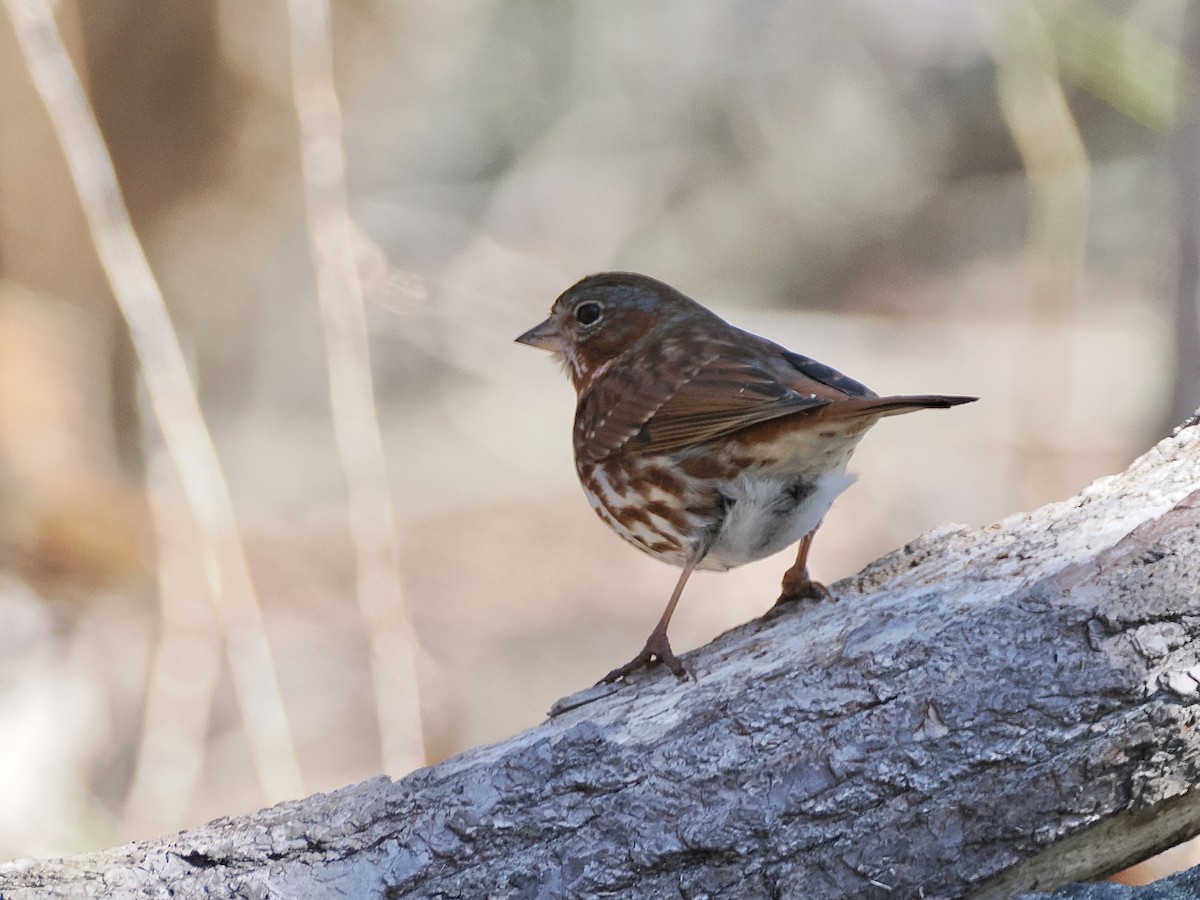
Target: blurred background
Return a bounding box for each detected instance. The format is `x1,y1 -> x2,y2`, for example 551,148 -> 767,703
0,0 -> 1196,882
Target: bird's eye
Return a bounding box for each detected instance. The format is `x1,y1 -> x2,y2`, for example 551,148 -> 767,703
575,301 -> 603,327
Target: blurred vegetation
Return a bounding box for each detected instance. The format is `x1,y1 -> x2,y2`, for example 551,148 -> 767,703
0,0 -> 1195,884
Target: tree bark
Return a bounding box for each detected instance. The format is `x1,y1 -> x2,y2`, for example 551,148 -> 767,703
3,416 -> 1200,900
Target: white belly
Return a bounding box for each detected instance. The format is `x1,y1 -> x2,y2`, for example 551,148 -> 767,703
700,464 -> 856,571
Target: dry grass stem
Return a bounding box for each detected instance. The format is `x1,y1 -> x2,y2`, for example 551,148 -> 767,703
978,0 -> 1091,505
121,450 -> 222,834
4,0 -> 303,802
287,0 -> 427,774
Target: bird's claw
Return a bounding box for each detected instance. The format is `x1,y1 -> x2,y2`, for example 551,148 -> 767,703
599,631 -> 691,684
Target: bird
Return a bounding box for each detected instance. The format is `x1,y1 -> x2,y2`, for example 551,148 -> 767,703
516,272 -> 976,683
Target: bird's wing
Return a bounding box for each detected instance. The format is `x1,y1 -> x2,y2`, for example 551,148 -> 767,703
629,357 -> 837,453
778,350 -> 874,399
572,344 -> 722,463
575,339 -> 872,461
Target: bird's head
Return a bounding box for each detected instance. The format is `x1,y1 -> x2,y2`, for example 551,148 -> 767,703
516,272 -> 699,391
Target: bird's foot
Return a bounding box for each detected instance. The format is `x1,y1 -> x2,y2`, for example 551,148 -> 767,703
599,628 -> 690,684
766,572 -> 834,618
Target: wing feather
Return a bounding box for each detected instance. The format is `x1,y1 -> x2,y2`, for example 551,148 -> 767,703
574,334 -> 866,460
629,359 -> 831,453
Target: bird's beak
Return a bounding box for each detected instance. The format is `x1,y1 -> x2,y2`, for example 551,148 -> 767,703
515,317 -> 561,352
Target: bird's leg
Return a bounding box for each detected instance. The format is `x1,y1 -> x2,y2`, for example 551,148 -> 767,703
600,549 -> 705,684
772,530 -> 833,610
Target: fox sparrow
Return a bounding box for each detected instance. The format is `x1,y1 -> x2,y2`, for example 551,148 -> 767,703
517,272 -> 975,683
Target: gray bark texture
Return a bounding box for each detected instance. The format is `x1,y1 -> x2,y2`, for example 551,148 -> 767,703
2,416 -> 1200,900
